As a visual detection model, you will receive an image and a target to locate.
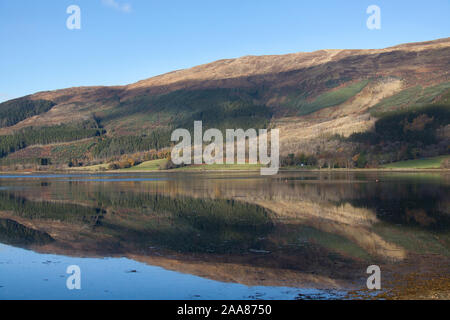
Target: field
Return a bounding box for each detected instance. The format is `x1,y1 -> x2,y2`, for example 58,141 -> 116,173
119,160 -> 263,172
121,159 -> 167,171
124,160 -> 262,172
70,159 -> 263,172
382,156 -> 449,169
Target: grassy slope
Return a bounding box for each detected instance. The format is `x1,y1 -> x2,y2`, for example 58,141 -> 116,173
121,159 -> 167,171
382,155 -> 449,169
286,80 -> 370,115
370,82 -> 450,115
123,160 -> 262,172
77,159 -> 262,172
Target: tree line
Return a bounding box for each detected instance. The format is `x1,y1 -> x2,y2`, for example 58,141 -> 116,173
0,98 -> 55,128
0,122 -> 104,158
0,191 -> 105,225
91,129 -> 172,159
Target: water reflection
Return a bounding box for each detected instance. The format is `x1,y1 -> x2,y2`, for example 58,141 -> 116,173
0,172 -> 448,296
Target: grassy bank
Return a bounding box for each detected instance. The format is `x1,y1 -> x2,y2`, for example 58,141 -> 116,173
30,156 -> 450,174
382,155 -> 449,169
120,159 -> 167,171
72,159 -> 262,172
121,160 -> 262,172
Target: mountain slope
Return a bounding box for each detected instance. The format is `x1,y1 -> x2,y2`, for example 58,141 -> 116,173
0,38 -> 449,169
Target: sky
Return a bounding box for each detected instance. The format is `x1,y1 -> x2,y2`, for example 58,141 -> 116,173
0,0 -> 449,102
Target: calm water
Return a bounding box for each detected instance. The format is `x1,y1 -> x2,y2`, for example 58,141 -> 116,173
0,171 -> 448,300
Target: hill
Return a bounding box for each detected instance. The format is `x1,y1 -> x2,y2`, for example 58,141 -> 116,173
0,38 -> 449,170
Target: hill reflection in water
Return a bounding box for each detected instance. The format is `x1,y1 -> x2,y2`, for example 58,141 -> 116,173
0,172 -> 448,298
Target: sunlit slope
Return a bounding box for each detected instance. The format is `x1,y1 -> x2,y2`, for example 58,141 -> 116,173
0,38 -> 449,163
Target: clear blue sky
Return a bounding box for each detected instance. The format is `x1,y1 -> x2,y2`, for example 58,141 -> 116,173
1,0 -> 449,102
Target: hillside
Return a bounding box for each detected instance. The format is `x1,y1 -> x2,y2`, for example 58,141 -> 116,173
0,38 -> 449,170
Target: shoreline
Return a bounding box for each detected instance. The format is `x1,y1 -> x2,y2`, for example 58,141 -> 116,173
1,167 -> 449,175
